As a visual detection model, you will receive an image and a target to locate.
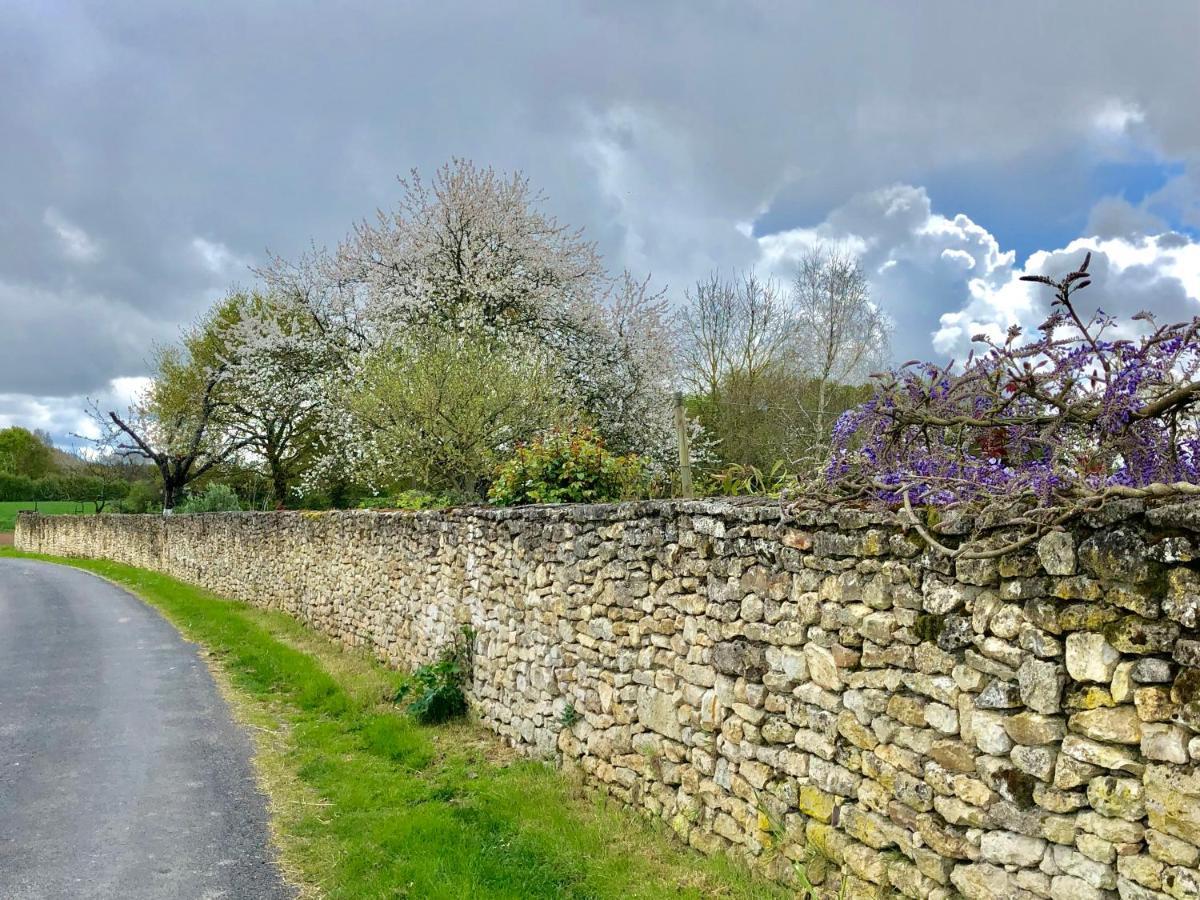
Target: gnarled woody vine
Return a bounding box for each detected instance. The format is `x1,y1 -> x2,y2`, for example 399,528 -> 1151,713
810,254 -> 1200,560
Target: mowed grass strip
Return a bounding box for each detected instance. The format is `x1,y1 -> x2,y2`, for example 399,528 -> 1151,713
0,501 -> 92,532
1,549 -> 787,900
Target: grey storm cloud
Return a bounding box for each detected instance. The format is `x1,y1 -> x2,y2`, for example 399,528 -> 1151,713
1,0 -> 1199,441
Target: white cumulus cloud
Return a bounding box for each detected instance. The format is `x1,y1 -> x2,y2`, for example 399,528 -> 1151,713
749,184 -> 1200,365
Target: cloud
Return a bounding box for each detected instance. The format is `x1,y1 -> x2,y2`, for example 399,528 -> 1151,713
1085,196 -> 1169,240
191,236 -> 252,277
576,104 -> 758,289
753,184 -> 1017,361
1092,99 -> 1146,138
0,278 -> 172,396
936,234 -> 1200,358
43,208 -> 100,262
748,184 -> 1200,365
0,375 -> 150,454
0,1 -> 1197,446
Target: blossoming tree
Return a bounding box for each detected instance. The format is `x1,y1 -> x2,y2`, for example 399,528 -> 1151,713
257,158 -> 679,493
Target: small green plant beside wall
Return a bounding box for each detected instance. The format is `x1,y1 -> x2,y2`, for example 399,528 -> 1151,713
559,701 -> 581,728
393,626 -> 475,724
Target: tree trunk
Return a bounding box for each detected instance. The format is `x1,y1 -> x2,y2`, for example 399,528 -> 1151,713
163,479 -> 185,512
270,462 -> 289,509
815,376 -> 829,449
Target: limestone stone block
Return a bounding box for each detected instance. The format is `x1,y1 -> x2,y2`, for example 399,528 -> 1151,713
1066,633 -> 1122,684
804,642 -> 842,691
1086,776 -> 1145,820
973,709 -> 1014,755
1039,532 -> 1077,576
1006,711 -> 1068,746
980,830 -> 1048,867
1020,657 -> 1068,714
1141,723 -> 1190,764
1069,706 -> 1142,745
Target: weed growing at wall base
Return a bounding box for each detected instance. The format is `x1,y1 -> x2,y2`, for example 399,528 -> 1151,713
393,625 -> 474,724
0,548 -> 785,900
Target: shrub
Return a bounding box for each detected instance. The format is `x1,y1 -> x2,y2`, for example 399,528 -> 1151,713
559,702 -> 581,728
393,627 -> 475,724
34,475 -> 71,501
0,472 -> 37,502
176,483 -> 243,513
119,480 -> 162,513
358,490 -> 456,511
488,426 -> 647,506
0,472 -> 131,505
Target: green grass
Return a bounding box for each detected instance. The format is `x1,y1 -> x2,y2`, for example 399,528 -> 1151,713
0,500 -> 95,532
0,548 -> 785,900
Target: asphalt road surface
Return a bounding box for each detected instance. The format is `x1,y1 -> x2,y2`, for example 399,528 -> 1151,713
0,557 -> 294,899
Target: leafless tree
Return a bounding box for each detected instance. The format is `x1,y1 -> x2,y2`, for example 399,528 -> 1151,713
677,271 -> 797,398
675,252 -> 891,473
93,341 -> 251,511
792,245 -> 891,447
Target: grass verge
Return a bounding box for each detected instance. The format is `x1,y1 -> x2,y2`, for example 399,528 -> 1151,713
0,548 -> 786,900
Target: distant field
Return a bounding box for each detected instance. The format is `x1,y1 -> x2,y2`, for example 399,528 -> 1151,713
0,501 -> 94,532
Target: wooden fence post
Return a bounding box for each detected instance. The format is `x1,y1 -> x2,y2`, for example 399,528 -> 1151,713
673,392 -> 694,499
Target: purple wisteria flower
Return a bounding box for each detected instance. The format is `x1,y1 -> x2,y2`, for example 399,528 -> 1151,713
824,253 -> 1200,511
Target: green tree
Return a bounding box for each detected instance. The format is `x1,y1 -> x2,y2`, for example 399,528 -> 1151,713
346,327 -> 566,497
97,317 -> 251,511
0,427 -> 55,479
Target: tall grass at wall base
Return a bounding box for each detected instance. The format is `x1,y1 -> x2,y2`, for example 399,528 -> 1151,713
0,548 -> 786,900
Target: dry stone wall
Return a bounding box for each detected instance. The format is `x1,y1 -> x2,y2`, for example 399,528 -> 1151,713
16,500 -> 1200,900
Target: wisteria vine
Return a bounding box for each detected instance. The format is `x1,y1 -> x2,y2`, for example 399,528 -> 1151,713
815,253 -> 1200,558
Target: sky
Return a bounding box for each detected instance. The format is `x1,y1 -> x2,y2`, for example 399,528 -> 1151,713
2,1 -> 1199,450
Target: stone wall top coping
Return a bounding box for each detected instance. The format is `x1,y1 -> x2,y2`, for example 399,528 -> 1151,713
16,495 -> 1200,532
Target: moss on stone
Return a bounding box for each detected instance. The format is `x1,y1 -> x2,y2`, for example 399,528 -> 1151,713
1065,685 -> 1118,710
1173,667 -> 1200,705
914,613 -> 944,643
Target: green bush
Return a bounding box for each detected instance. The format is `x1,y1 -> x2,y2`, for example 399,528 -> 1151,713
359,490 -> 457,511
0,472 -> 134,505
488,427 -> 647,506
119,480 -> 163,513
393,627 -> 475,724
176,483 -> 243,513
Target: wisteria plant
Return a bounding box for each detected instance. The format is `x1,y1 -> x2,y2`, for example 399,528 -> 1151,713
819,253 -> 1200,558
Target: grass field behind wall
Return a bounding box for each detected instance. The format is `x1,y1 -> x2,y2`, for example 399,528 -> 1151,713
0,548 -> 789,900
0,501 -> 91,532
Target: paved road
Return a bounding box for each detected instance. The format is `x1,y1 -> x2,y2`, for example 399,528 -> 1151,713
0,557 -> 294,899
